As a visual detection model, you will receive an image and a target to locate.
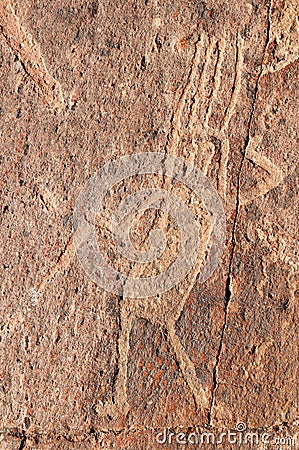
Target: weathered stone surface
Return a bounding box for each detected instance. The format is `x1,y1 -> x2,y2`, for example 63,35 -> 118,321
0,0 -> 298,448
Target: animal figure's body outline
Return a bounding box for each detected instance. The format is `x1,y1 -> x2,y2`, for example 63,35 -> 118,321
30,31 -> 284,420
96,31 -> 284,419
3,4 -> 285,422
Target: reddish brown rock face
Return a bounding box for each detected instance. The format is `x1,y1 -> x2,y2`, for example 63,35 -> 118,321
0,0 -> 298,448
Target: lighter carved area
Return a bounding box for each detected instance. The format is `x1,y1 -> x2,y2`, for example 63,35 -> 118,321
263,0 -> 299,75
29,28 -> 285,423
0,0 -> 64,108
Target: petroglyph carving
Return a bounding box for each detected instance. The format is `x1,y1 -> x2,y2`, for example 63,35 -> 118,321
91,32 -> 284,418
0,0 -> 64,108
263,0 -> 299,75
32,30 -> 284,419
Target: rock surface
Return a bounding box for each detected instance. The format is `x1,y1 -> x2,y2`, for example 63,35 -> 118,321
0,0 -> 298,448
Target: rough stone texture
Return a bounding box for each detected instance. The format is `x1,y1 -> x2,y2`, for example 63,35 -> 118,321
0,0 -> 298,448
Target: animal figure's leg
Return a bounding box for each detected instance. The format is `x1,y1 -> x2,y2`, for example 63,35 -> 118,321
167,321 -> 210,413
98,301 -> 134,417
112,302 -> 134,413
